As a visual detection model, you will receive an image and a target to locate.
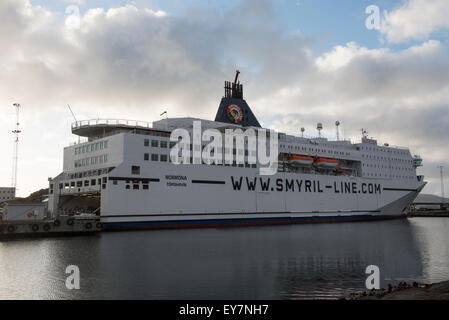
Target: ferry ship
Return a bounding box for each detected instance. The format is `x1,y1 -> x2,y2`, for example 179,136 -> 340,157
48,72 -> 426,230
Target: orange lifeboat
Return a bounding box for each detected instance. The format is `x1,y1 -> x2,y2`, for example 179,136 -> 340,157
287,155 -> 314,166
314,157 -> 338,168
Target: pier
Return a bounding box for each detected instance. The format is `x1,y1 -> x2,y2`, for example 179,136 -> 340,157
0,215 -> 100,239
0,201 -> 100,239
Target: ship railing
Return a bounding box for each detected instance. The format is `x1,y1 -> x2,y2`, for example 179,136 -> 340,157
72,119 -> 153,130
281,134 -> 352,144
354,140 -> 409,150
383,144 -> 409,150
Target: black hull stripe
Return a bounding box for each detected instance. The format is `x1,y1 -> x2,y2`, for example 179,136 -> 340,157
383,188 -> 418,192
110,177 -> 160,182
192,180 -> 226,184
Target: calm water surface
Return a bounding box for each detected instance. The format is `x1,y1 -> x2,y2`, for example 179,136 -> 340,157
1,218 -> 448,299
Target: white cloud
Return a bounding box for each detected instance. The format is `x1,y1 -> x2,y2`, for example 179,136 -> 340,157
380,0 -> 449,43
316,42 -> 388,72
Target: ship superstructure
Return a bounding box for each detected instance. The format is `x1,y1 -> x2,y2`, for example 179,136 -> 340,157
48,72 -> 426,230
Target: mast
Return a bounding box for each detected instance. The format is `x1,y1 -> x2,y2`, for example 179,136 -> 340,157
12,103 -> 21,190
439,165 -> 445,204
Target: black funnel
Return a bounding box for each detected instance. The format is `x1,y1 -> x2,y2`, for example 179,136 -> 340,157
214,73 -> 261,128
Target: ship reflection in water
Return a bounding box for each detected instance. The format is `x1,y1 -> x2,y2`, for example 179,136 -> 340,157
0,218 -> 448,299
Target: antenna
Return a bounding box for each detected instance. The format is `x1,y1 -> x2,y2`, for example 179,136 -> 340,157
316,123 -> 323,138
67,104 -> 78,123
438,165 -> 445,204
300,127 -> 305,138
335,121 -> 340,141
12,103 -> 21,190
67,104 -> 80,144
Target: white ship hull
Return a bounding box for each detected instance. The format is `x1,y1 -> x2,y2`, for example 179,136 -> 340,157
98,164 -> 426,230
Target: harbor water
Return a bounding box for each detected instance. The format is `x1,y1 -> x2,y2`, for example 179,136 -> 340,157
0,217 -> 448,299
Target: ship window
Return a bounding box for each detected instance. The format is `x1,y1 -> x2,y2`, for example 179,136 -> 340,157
144,153 -> 149,161
161,155 -> 168,162
104,141 -> 108,149
151,140 -> 159,147
144,139 -> 149,147
151,154 -> 159,161
132,166 -> 140,175
169,142 -> 176,148
113,180 -> 118,185
91,179 -> 96,186
133,184 -> 139,190
103,177 -> 107,183
126,185 -> 130,190
160,141 -> 168,148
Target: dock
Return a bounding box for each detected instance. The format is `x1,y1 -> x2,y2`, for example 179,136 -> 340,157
0,215 -> 100,239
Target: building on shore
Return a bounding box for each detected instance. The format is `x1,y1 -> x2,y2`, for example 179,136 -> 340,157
0,187 -> 16,203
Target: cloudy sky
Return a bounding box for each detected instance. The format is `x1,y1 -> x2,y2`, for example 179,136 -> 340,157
0,0 -> 448,197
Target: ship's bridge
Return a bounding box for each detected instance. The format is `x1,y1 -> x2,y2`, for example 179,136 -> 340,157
71,119 -> 169,140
